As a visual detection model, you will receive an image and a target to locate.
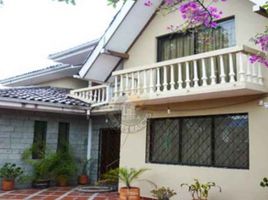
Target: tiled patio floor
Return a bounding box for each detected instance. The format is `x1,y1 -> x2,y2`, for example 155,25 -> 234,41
0,187 -> 153,200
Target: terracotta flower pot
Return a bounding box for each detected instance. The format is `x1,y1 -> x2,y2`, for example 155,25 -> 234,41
57,176 -> 68,187
119,187 -> 140,200
2,179 -> 14,191
78,175 -> 89,185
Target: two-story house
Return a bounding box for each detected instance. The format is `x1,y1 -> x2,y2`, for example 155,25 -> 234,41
69,0 -> 268,199
0,0 -> 268,199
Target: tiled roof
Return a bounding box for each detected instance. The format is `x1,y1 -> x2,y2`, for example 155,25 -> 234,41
0,86 -> 89,107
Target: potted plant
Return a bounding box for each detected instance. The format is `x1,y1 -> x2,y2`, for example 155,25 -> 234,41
181,179 -> 221,200
0,163 -> 24,191
101,167 -> 148,200
151,186 -> 176,200
21,147 -> 56,189
78,158 -> 92,185
51,149 -> 77,187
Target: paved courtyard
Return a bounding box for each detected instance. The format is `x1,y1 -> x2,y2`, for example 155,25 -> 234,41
0,187 -> 150,200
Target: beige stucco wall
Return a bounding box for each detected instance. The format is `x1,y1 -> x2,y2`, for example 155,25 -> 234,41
38,77 -> 88,89
119,1 -> 268,199
119,96 -> 268,199
124,0 -> 268,69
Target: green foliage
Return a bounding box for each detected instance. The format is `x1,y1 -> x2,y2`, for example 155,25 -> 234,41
0,163 -> 24,181
106,0 -> 129,8
101,167 -> 148,188
21,147 -> 57,181
260,177 -> 268,187
50,148 -> 77,179
181,179 -> 221,199
151,186 -> 176,200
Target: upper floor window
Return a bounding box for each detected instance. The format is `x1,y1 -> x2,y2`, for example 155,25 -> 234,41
32,121 -> 47,159
147,113 -> 249,169
57,122 -> 70,152
157,18 -> 235,62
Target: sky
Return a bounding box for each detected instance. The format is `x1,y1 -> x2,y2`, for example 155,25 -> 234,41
0,0 -> 120,79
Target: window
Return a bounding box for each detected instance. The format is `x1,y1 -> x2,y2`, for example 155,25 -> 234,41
32,121 -> 47,159
57,122 -> 70,152
147,113 -> 249,169
157,18 -> 235,61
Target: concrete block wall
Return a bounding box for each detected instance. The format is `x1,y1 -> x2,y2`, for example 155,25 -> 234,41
0,108 -> 89,188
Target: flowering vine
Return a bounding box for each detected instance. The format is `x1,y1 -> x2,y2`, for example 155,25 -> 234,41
250,26 -> 268,67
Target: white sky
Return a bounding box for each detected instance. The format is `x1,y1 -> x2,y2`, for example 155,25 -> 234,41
0,0 -> 120,79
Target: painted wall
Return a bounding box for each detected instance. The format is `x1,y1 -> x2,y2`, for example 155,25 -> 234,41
124,0 -> 268,69
119,1 -> 268,199
0,108 -> 89,188
38,77 -> 88,89
119,95 -> 268,199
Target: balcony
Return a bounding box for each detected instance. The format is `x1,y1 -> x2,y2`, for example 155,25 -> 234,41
69,85 -> 110,107
111,45 -> 267,105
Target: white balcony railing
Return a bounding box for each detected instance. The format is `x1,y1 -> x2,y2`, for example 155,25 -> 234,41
112,45 -> 266,104
69,85 -> 110,107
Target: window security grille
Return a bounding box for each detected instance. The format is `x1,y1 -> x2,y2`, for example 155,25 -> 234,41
147,114 -> 249,169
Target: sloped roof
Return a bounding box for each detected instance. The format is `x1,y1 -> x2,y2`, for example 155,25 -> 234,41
0,64 -> 81,86
0,86 -> 89,107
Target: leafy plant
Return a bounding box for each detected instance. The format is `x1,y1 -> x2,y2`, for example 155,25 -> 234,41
21,147 -> 57,182
0,163 -> 24,181
50,148 -> 77,180
100,167 -> 148,188
181,179 -> 221,200
151,186 -> 176,200
260,177 -> 268,187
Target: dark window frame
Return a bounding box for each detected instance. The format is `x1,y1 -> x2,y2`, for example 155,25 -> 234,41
32,120 -> 47,159
146,113 -> 249,170
156,16 -> 236,62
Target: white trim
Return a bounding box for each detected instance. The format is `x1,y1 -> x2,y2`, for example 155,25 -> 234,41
79,1 -> 135,78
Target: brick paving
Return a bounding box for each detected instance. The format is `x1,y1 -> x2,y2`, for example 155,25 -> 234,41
0,187 -> 153,200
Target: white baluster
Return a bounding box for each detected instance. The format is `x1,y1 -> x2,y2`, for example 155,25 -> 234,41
201,59 -> 208,86
219,55 -> 226,83
193,60 -> 199,87
97,89 -> 101,102
163,66 -> 168,91
102,88 -> 105,102
156,67 -> 161,92
170,65 -> 175,90
252,63 -> 258,83
137,71 -> 140,95
114,76 -> 118,98
143,70 -> 147,94
125,74 -> 129,96
177,63 -> 183,89
120,75 -> 124,96
131,72 -> 135,95
257,62 -> 263,85
237,52 -> 245,82
94,90 -> 97,102
185,62 -> 191,89
210,57 -> 216,85
246,57 -> 252,83
229,54 -> 235,83
150,69 -> 154,93
89,90 -> 93,102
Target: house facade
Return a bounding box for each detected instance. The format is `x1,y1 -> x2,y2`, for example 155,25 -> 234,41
70,0 -> 268,199
0,0 -> 268,199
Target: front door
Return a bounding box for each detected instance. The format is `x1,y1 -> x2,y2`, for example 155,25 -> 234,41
98,128 -> 121,179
